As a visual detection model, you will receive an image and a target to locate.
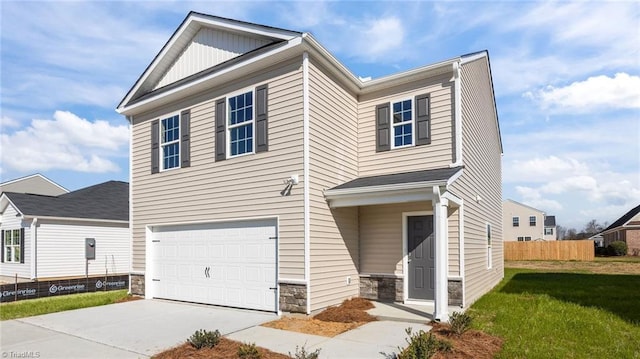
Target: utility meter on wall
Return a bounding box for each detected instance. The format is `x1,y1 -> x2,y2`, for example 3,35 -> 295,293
85,238 -> 96,260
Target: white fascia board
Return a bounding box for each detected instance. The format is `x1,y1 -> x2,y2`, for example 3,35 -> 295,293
21,215 -> 128,225
119,14 -> 299,111
118,37 -> 303,116
460,51 -> 488,64
328,190 -> 435,208
446,168 -> 464,186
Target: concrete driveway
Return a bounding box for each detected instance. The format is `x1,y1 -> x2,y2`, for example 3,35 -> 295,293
1,299 -> 277,359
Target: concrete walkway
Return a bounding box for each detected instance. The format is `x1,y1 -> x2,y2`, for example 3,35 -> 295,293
228,321 -> 431,359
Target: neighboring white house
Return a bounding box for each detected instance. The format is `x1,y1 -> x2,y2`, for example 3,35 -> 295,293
0,174 -> 68,196
503,199 -> 557,241
0,181 -> 129,281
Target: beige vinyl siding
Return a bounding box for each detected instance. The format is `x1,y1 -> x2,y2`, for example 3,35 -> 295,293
358,73 -> 455,177
308,60 -> 360,311
502,200 -> 545,241
0,176 -> 67,196
359,202 -> 433,276
131,60 -> 306,280
36,220 -> 129,279
0,205 -> 30,279
155,28 -> 271,90
450,56 -> 503,306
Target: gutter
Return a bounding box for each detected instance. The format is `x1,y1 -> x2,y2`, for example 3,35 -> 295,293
324,180 -> 450,199
21,215 -> 128,225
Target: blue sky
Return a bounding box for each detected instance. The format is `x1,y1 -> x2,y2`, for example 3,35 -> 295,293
1,1 -> 638,230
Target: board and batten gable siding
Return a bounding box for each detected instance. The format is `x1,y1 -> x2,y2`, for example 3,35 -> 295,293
0,204 -> 31,279
358,73 -> 455,177
36,220 -> 129,279
130,59 -> 306,280
154,28 -> 271,90
307,59 -> 360,311
449,56 -> 503,307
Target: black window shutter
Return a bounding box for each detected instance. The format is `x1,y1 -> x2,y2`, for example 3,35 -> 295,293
376,103 -> 390,152
215,98 -> 226,161
1,230 -> 4,263
180,110 -> 191,168
151,120 -> 160,173
19,228 -> 25,264
255,84 -> 269,153
415,94 -> 431,146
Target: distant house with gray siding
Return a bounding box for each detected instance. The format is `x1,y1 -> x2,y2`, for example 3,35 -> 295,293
117,11 -> 503,321
0,181 -> 129,282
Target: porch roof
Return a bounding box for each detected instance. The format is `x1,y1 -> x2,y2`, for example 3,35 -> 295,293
324,167 -> 463,208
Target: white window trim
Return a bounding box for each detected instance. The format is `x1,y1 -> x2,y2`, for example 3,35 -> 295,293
390,97 -> 415,149
4,229 -> 21,263
512,216 -> 519,227
227,88 -> 256,159
486,222 -> 492,269
529,216 -> 536,226
160,112 -> 181,172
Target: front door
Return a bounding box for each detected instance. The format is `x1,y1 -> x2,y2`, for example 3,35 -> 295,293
408,215 -> 434,300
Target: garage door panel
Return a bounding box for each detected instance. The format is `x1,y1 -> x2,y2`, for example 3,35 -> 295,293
153,220 -> 277,311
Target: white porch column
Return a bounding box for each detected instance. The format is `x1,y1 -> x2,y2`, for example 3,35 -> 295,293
432,186 -> 449,322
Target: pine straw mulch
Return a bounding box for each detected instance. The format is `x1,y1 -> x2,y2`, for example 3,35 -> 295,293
115,294 -> 143,303
430,322 -> 503,359
153,338 -> 289,359
261,297 -> 376,337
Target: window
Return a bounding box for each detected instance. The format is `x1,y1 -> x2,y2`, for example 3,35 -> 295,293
512,217 -> 519,227
487,223 -> 492,268
529,216 -> 536,226
375,94 -> 429,152
525,236 -> 532,241
228,91 -> 254,156
3,229 -> 21,263
392,99 -> 413,148
517,236 -> 524,242
545,228 -> 554,235
161,114 -> 180,170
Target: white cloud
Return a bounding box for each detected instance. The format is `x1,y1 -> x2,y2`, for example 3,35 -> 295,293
525,73 -> 640,113
0,111 -> 128,173
1,116 -> 21,129
506,156 -> 589,183
352,17 -> 405,60
515,186 -> 563,212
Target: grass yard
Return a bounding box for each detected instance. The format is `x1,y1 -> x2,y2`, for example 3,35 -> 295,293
0,290 -> 131,320
470,265 -> 640,359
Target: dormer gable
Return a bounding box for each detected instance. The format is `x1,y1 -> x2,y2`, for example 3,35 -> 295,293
118,11 -> 300,111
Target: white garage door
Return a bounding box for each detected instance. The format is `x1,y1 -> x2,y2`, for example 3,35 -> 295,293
152,219 -> 277,312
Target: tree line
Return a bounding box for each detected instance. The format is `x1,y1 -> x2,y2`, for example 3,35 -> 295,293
556,219 -> 608,240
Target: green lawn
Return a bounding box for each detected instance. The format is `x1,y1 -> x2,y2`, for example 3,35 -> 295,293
0,290 -> 130,321
469,268 -> 640,359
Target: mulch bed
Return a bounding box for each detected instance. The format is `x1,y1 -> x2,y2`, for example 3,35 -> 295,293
153,338 -> 289,359
430,322 -> 503,359
115,295 -> 143,303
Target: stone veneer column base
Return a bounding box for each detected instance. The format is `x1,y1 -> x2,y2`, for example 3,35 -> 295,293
360,274 -> 464,306
130,274 -> 145,296
279,283 -> 307,313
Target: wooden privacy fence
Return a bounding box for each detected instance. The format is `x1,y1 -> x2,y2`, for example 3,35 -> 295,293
504,240 -> 594,261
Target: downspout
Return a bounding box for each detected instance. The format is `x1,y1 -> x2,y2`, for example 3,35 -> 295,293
30,217 -> 38,280
302,51 -> 311,314
450,61 -> 463,168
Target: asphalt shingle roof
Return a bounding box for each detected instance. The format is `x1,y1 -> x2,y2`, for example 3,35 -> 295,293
4,181 -> 128,222
329,167 -> 463,191
603,204 -> 640,231
544,215 -> 556,227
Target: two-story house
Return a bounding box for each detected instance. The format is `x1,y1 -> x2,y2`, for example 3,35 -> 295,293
117,12 -> 503,321
503,199 -> 556,241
